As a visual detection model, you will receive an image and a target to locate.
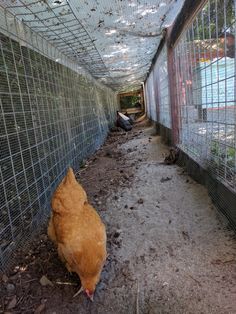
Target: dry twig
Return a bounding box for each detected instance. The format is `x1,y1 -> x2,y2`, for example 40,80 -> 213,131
136,280 -> 139,314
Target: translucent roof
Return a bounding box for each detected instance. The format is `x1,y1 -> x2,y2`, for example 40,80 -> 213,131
2,0 -> 184,91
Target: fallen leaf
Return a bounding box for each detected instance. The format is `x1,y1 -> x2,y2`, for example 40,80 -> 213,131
2,274 -> 8,282
7,295 -> 17,310
182,231 -> 190,241
137,198 -> 144,204
39,275 -> 53,287
34,303 -> 46,314
211,259 -> 235,265
160,177 -> 172,183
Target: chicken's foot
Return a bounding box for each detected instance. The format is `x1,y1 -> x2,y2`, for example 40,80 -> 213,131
73,286 -> 83,298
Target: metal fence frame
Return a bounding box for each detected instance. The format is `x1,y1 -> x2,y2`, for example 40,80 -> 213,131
0,6 -> 118,271
145,0 -> 236,227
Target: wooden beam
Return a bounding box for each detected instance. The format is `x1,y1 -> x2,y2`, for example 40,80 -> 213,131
144,31 -> 167,83
168,0 -> 207,47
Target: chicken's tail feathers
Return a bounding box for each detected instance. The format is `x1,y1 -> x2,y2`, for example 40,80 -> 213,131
64,167 -> 77,185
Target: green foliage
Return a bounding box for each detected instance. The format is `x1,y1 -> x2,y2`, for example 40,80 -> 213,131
79,159 -> 86,168
120,95 -> 140,109
227,147 -> 236,168
210,141 -> 219,157
193,0 -> 235,40
210,140 -> 236,170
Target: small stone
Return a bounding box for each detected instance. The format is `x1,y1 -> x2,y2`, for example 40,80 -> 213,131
113,230 -> 122,238
7,295 -> 17,310
7,283 -> 15,293
123,174 -> 129,180
137,198 -> 144,204
160,177 -> 172,183
39,275 -> 53,287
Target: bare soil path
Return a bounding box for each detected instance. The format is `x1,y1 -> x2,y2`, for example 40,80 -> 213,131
1,123 -> 236,314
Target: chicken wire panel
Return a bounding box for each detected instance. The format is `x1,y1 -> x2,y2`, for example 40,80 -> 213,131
0,31 -> 117,271
174,0 -> 236,192
1,0 -> 185,91
145,71 -> 157,122
153,44 -> 171,129
145,75 -> 152,120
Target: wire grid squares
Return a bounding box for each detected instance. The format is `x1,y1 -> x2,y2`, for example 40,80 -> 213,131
145,72 -> 157,122
1,0 -> 187,91
174,0 -> 236,191
153,44 -> 171,128
2,0 -> 110,79
0,22 -> 117,270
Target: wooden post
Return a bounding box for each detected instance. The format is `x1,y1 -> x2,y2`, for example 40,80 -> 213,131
167,27 -> 179,145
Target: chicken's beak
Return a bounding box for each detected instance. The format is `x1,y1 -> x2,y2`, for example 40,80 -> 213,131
85,289 -> 94,302
88,294 -> 94,302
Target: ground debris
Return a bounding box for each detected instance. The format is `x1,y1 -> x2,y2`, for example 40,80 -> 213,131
7,295 -> 17,310
34,302 -> 46,314
163,147 -> 179,165
211,258 -> 236,265
1,123 -> 236,314
160,176 -> 172,183
2,274 -> 8,283
39,275 -> 53,287
137,198 -> 144,204
6,283 -> 15,294
187,274 -> 202,287
182,230 -> 190,241
136,280 -> 139,314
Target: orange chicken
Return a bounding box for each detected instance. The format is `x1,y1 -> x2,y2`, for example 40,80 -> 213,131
48,167 -> 107,301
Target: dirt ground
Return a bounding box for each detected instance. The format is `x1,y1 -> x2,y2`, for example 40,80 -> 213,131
1,122 -> 236,314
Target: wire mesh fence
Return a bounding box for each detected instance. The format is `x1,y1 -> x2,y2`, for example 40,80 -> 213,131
153,44 -> 171,129
174,0 -> 236,192
1,0 -> 110,80
145,44 -> 171,128
145,72 -> 157,122
144,0 -> 236,224
0,6 -> 117,271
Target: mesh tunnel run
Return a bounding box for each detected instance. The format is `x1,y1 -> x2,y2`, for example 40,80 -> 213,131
0,0 -> 236,293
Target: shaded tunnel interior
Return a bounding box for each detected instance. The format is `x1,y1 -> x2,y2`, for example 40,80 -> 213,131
0,0 -> 236,276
